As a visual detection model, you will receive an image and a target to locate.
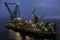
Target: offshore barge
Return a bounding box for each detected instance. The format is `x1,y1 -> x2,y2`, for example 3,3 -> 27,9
4,1 -> 56,39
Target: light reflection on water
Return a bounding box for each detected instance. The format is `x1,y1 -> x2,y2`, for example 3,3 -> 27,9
8,29 -> 56,40
0,25 -> 58,40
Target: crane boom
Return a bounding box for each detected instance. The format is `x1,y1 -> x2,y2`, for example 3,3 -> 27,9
31,9 -> 39,23
4,2 -> 12,14
32,9 -> 36,17
4,1 -> 13,20
13,3 -> 20,17
4,1 -> 20,20
13,3 -> 20,13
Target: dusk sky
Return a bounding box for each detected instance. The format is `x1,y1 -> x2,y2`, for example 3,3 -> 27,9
0,0 -> 60,19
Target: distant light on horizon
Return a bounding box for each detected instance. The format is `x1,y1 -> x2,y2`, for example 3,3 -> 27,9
45,16 -> 60,19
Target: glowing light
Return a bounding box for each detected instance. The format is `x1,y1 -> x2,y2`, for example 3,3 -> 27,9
9,23 -> 12,25
16,2 -> 20,6
44,38 -> 48,40
32,24 -> 35,27
14,17 -> 21,21
45,28 -> 48,31
29,20 -> 32,23
42,26 -> 45,28
25,20 -> 28,22
17,18 -> 21,20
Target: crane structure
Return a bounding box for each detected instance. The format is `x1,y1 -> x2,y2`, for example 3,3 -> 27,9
25,9 -> 46,23
4,1 -> 22,40
24,9 -> 40,23
4,1 -> 21,23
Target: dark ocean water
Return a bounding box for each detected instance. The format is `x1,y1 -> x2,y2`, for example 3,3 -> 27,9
0,19 -> 60,40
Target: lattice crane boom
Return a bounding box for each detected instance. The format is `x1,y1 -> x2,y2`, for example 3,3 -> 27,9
4,1 -> 12,15
4,1 -> 20,20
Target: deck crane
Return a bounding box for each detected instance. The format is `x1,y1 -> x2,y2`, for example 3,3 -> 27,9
31,9 -> 47,23
4,1 -> 22,40
25,9 -> 47,23
4,1 -> 21,23
25,9 -> 40,23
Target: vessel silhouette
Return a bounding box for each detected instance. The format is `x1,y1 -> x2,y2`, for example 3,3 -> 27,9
4,1 -> 56,39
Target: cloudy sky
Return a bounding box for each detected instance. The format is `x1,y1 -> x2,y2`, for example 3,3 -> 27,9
0,0 -> 60,19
